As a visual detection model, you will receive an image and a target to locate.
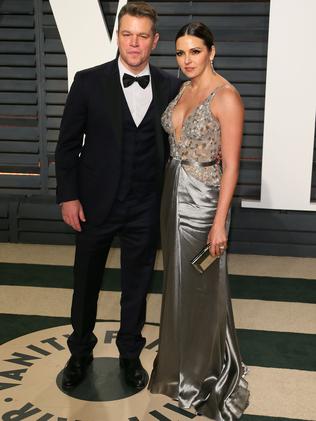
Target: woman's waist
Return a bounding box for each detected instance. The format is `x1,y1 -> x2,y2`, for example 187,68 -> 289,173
170,156 -> 219,168
167,156 -> 222,188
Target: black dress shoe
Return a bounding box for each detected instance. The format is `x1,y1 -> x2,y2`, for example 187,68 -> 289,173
119,357 -> 149,390
61,353 -> 93,389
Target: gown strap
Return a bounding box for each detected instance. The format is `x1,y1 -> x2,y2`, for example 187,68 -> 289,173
178,81 -> 191,95
208,83 -> 231,102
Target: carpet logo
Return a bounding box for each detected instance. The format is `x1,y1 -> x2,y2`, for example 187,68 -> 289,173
0,322 -> 196,420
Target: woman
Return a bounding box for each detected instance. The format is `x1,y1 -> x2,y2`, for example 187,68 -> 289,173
149,22 -> 249,420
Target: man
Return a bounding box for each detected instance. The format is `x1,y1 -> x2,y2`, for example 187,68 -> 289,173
55,2 -> 181,390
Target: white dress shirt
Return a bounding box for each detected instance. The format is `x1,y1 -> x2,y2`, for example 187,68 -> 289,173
118,57 -> 153,127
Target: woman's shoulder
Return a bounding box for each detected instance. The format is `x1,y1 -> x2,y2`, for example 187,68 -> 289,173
179,80 -> 191,93
211,80 -> 243,109
210,80 -> 244,121
169,80 -> 190,104
214,79 -> 241,101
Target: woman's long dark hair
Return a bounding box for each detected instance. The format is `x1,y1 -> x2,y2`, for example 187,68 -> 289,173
175,22 -> 214,50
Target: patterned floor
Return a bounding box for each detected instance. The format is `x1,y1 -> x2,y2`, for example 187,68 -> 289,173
0,243 -> 315,421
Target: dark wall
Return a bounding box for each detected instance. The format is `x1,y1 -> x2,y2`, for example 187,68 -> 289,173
0,0 -> 316,256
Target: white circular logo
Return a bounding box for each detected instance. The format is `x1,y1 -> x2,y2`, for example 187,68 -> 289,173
0,322 -> 198,420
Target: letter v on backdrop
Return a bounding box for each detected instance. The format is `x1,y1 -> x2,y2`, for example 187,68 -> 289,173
49,0 -> 128,87
50,0 -> 316,212
242,0 -> 316,211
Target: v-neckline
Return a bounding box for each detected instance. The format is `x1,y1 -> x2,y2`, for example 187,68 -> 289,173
172,82 -> 225,143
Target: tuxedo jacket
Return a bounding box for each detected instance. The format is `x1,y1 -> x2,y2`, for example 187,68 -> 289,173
55,58 -> 181,225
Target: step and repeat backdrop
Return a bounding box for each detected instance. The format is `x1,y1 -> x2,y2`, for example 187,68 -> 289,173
0,0 -> 316,256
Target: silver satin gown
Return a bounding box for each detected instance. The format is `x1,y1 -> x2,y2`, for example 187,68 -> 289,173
149,82 -> 249,420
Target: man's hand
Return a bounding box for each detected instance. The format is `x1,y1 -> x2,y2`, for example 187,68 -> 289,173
60,200 -> 86,232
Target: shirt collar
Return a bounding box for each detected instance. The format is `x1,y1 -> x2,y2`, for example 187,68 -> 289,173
118,56 -> 150,80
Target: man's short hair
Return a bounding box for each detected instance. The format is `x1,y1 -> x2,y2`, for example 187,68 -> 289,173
118,1 -> 158,34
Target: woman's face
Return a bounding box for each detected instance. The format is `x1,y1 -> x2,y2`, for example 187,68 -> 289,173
176,35 -> 214,79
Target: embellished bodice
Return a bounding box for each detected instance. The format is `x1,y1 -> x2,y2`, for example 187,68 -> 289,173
162,81 -> 224,187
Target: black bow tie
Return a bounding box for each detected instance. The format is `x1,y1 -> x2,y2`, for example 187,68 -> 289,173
122,73 -> 150,89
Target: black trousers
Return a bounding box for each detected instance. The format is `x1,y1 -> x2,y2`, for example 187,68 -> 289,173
67,191 -> 160,359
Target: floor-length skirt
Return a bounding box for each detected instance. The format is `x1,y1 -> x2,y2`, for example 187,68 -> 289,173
149,158 -> 249,421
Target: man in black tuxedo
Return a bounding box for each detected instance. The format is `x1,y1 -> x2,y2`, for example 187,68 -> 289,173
55,2 -> 181,390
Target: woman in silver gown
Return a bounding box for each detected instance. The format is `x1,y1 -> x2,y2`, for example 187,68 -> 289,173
149,23 -> 249,420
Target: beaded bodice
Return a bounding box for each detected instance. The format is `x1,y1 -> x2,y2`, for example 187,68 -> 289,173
162,81 -> 225,187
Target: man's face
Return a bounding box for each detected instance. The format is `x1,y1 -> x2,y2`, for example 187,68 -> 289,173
117,14 -> 159,74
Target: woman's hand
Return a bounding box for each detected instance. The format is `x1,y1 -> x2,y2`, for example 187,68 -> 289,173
207,223 -> 227,257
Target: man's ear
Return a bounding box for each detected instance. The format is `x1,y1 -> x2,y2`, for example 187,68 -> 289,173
152,32 -> 160,50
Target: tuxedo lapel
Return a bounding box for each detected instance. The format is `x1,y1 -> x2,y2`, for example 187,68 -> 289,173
100,59 -> 123,147
150,65 -> 169,166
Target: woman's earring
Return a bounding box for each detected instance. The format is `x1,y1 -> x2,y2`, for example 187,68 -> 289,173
210,59 -> 216,75
177,67 -> 180,79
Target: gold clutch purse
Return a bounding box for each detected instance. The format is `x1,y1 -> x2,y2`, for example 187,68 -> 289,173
190,243 -> 218,274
